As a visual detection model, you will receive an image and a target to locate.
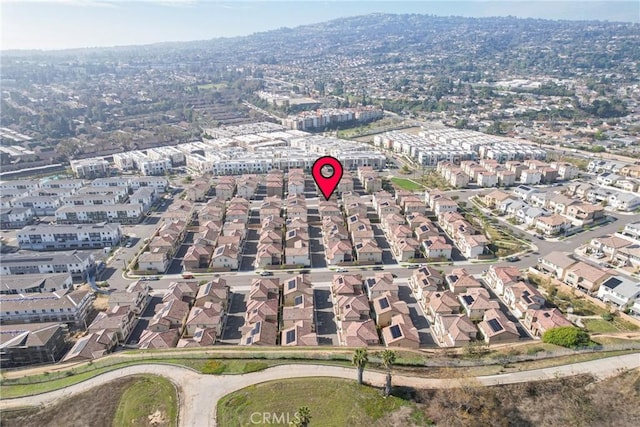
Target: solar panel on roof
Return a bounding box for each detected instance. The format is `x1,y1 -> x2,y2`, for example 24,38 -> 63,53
389,325 -> 402,339
604,277 -> 623,289
378,298 -> 390,309
522,291 -> 532,304
487,318 -> 504,333
285,329 -> 296,344
462,295 -> 474,305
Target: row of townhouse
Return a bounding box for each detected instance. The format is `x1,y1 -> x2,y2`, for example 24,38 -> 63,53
380,212 -> 422,262
137,281 -> 206,349
332,274 -> 379,346
321,211 -> 353,266
255,210 -> 285,268
345,212 -> 383,263
64,283 -> 154,362
0,250 -> 97,280
16,222 -> 123,251
209,197 -> 252,270
113,151 -> 172,176
0,322 -> 69,368
285,215 -> 311,267
486,188 -> 602,232
138,218 -> 188,273
436,157 -> 565,190
536,250 -> 640,316
287,168 -> 306,196
241,278 -> 281,346
357,167 -> 383,194
566,181 -> 640,212
280,275 -> 318,346
0,287 -> 93,327
438,211 -> 488,259
367,274 -> 421,349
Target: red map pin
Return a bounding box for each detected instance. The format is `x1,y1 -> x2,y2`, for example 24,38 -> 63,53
312,156 -> 344,201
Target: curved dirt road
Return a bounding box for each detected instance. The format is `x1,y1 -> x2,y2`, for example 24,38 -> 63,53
1,353 -> 638,426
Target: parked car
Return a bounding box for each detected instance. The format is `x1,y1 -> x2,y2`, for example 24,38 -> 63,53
506,256 -> 520,262
372,266 -> 384,271
148,276 -> 160,281
259,271 -> 273,277
336,268 -> 348,273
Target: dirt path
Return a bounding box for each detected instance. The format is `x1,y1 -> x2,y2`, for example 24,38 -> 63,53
1,354 -> 639,427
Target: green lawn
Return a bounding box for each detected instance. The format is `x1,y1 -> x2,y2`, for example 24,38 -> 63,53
113,375 -> 177,427
391,177 -> 425,191
217,377 -> 412,427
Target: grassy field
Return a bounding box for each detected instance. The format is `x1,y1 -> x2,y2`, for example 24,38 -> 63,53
418,171 -> 452,190
216,378 -> 416,427
113,375 -> 177,427
584,318 -> 640,334
390,177 -> 425,191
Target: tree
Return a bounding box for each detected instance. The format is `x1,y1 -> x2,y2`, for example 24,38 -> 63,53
380,349 -> 397,397
292,406 -> 311,427
352,348 -> 369,385
542,326 -> 591,348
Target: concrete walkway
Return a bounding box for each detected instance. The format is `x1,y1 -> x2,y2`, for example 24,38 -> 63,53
1,354 -> 638,427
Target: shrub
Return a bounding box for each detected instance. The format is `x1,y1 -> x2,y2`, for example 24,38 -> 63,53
542,326 -> 591,348
601,312 -> 614,321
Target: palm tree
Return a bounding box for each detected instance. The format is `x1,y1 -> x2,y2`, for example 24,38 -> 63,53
380,349 -> 397,397
352,348 -> 369,385
293,406 -> 311,427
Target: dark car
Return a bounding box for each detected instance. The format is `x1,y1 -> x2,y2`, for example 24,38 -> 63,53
372,266 -> 384,270
506,256 -> 520,262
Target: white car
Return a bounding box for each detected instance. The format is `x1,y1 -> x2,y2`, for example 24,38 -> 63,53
336,268 -> 348,273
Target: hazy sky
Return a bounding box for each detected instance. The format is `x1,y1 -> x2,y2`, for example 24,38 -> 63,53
2,0 -> 639,51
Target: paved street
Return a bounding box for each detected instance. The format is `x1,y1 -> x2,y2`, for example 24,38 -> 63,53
2,354 -> 638,427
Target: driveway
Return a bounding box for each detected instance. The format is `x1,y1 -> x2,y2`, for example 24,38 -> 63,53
2,354 -> 639,427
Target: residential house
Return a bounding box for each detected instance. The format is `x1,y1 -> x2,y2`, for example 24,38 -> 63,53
184,302 -> 223,338
63,329 -> 117,362
283,275 -> 313,306
195,278 -> 229,310
458,288 -> 500,320
537,252 -> 577,280
486,265 -> 522,296
341,319 -> 379,346
564,262 -> 611,293
281,321 -> 318,346
597,276 -> 640,309
523,308 -> 572,337
87,305 -> 136,344
210,244 -> 239,270
477,309 -> 519,344
431,313 -> 477,347
535,214 -> 570,236
503,282 -> 545,318
365,273 -> 398,299
381,314 -> 420,349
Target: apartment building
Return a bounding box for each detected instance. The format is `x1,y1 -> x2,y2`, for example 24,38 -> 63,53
17,223 -> 123,251
55,204 -> 144,225
70,158 -> 110,178
0,250 -> 96,279
0,289 -> 93,327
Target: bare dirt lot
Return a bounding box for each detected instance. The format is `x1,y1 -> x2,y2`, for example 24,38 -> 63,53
0,377 -> 138,427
